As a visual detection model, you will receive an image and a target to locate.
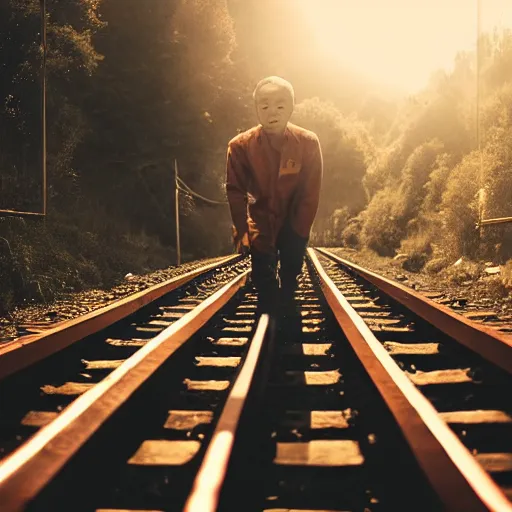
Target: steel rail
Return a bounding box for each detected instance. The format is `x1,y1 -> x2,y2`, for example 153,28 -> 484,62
184,314 -> 270,512
0,269 -> 249,512
317,248 -> 512,374
0,254 -> 240,380
308,248 -> 512,512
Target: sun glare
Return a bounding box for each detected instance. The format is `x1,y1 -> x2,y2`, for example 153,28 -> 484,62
298,0 -> 512,93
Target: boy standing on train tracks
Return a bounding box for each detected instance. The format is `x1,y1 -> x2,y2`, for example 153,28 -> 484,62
225,76 -> 323,312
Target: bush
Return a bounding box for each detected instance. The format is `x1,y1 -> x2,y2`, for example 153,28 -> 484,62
439,260 -> 482,285
399,232 -> 433,272
292,97 -> 370,235
320,207 -> 351,246
0,211 -> 172,313
341,215 -> 363,248
424,257 -> 451,274
502,260 -> 512,291
439,151 -> 481,259
360,187 -> 404,256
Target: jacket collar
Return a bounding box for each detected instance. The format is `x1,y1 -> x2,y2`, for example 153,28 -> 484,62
256,123 -> 291,144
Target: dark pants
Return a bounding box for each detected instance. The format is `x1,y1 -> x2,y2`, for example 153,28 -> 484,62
251,223 -> 308,309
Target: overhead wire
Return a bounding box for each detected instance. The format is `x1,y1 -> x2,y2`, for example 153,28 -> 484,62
176,176 -> 228,205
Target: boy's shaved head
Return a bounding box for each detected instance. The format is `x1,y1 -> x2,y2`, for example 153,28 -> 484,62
253,76 -> 295,135
253,76 -> 295,104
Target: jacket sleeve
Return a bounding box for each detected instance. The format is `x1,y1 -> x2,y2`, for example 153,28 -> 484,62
225,141 -> 249,241
291,136 -> 323,238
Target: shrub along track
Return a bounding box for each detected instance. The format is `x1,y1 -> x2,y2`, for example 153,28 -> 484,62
1,249 -> 511,511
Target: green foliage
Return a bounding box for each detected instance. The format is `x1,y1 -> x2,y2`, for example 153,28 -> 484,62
478,85 -> 512,261
47,24 -> 104,77
4,1 -> 512,314
355,29 -> 512,264
480,29 -> 512,92
397,139 -> 445,225
1,0 -> 242,313
502,260 -> 512,290
439,152 -> 481,259
341,215 -> 363,248
481,84 -> 512,217
292,98 -> 371,243
400,91 -> 471,158
399,232 -> 433,272
172,0 -> 235,68
360,140 -> 445,255
419,153 -> 455,215
0,0 -> 105,212
360,187 -> 404,256
0,210 -> 172,313
363,141 -> 405,199
75,0 -> 245,253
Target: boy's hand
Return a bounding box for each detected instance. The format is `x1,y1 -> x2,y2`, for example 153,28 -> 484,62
236,232 -> 250,255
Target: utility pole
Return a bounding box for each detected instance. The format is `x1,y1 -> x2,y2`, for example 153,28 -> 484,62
174,159 -> 181,265
476,0 -> 483,235
41,0 -> 47,217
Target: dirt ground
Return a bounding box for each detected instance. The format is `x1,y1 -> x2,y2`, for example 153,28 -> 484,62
325,247 -> 512,318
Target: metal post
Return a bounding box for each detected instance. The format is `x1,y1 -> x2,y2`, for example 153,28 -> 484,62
476,0 -> 483,235
41,0 -> 47,216
175,159 -> 181,265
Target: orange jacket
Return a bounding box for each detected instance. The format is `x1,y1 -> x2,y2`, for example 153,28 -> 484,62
226,123 -> 323,253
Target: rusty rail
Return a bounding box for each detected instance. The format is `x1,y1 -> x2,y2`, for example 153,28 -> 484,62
0,269 -> 249,512
0,254 -> 240,380
317,248 -> 512,374
184,314 -> 270,512
309,248 -> 512,512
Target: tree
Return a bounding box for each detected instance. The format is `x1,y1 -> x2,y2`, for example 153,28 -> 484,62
0,0 -> 105,212
291,98 -> 371,243
74,0 -> 245,256
439,152 -> 481,259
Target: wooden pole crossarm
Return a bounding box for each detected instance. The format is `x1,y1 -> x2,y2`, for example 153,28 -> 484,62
0,209 -> 45,218
478,216 -> 512,227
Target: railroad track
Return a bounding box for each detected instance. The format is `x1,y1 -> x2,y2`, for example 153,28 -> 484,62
0,249 -> 511,511
315,247 -> 512,508
0,255 -> 246,460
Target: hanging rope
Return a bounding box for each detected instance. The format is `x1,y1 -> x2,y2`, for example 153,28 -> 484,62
177,176 -> 228,205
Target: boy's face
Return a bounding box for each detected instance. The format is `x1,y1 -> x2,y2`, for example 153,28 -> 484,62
255,83 -> 294,134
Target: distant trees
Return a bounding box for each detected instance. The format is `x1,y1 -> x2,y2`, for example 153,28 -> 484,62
345,29 -> 512,266
1,0 -> 251,254
70,0 -> 251,256
0,0 -> 104,211
292,98 -> 371,244
439,151 -> 482,259
0,1 -> 42,212
2,0 -> 512,317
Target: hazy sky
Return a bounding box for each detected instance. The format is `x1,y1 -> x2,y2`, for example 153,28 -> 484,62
298,0 -> 512,93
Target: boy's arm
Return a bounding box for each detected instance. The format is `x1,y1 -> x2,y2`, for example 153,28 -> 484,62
291,136 -> 323,238
225,141 -> 249,251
